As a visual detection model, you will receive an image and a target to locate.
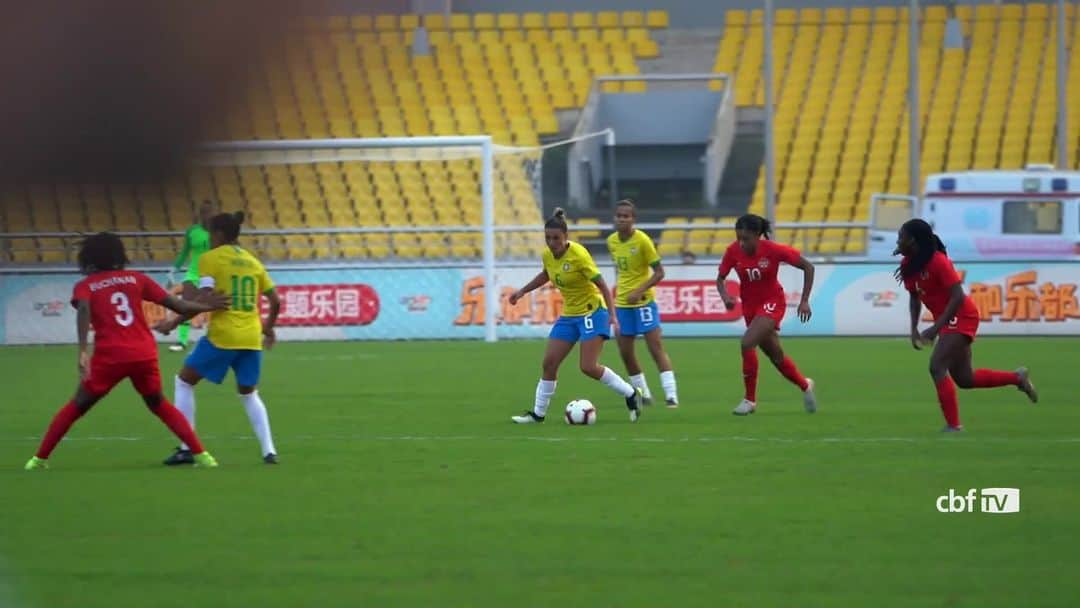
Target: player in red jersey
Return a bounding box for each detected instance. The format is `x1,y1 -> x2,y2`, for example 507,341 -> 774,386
24,233 -> 229,470
717,214 -> 817,415
895,219 -> 1037,431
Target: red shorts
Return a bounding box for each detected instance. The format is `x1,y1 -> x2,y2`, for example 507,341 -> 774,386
742,298 -> 786,331
940,314 -> 979,341
82,358 -> 162,397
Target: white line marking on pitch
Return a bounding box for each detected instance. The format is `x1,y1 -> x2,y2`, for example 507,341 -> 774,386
3,435 -> 1080,444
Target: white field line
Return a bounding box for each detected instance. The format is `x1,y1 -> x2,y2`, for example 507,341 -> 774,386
2,434 -> 1080,444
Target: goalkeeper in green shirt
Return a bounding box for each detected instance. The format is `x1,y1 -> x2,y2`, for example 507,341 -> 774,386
168,200 -> 215,352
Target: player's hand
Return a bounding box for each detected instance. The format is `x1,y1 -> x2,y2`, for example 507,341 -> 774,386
508,290 -> 523,306
910,330 -> 924,350
626,289 -> 643,304
720,294 -> 737,310
610,319 -> 621,337
919,326 -> 939,345
202,289 -> 231,311
797,301 -> 812,323
154,318 -> 177,335
263,326 -> 277,350
78,351 -> 90,379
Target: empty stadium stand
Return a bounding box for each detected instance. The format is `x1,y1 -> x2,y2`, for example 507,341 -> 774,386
0,10 -> 669,263
705,2 -> 1080,255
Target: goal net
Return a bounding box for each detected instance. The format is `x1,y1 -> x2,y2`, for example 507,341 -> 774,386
192,133 -> 610,342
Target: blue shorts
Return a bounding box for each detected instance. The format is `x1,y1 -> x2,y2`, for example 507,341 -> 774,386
615,302 -> 662,337
549,308 -> 610,343
185,337 -> 263,386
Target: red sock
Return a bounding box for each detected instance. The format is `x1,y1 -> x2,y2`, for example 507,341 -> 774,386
776,356 -> 810,391
35,402 -> 86,459
151,400 -> 205,454
935,376 -> 961,428
972,369 -> 1020,388
741,348 -> 759,402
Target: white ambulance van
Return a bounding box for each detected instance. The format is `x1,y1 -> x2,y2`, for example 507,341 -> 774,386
869,166 -> 1080,260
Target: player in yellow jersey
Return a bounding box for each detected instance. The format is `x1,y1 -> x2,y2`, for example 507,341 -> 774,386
607,200 -> 679,407
509,208 -> 644,423
156,211 -> 283,464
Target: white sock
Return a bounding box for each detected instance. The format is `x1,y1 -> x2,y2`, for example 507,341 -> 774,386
629,373 -> 652,399
600,367 -> 636,398
174,376 -> 196,451
660,370 -> 678,401
240,391 -> 277,456
534,379 -> 557,417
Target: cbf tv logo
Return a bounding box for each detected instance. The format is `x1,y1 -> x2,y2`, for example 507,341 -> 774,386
936,488 -> 1020,514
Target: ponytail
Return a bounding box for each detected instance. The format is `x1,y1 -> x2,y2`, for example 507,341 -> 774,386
735,214 -> 771,240
544,207 -> 568,233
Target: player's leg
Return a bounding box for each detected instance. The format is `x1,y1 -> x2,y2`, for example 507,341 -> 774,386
732,316 -> 773,415
165,336 -> 226,464
513,336 -> 575,423
170,281 -> 198,352
758,328 -> 815,412
233,350 -> 277,463
945,337 -> 1036,402
578,310 -> 642,421
929,333 -> 967,431
615,307 -> 653,405
643,327 -> 678,407
26,363 -> 116,469
616,335 -> 653,406
133,362 -> 217,467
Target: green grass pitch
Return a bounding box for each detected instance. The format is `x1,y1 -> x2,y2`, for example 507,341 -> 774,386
1,337 -> 1079,607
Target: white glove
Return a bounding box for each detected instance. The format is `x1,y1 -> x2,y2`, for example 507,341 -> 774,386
166,269 -> 177,288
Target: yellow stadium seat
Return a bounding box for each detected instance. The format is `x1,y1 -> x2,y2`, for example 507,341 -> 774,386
449,13 -> 471,30
422,14 -> 446,30
726,10 -> 747,25
350,15 -> 373,30
374,14 -> 396,31
522,12 -> 544,29
645,10 -> 668,29
474,12 -> 496,29
597,11 -> 619,28
571,12 -> 594,29
621,11 -> 644,28
399,14 -> 419,30
548,12 -> 569,29
799,8 -> 822,23
497,13 -> 519,29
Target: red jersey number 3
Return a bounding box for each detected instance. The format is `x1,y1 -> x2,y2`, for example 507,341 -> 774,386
72,270 -> 169,364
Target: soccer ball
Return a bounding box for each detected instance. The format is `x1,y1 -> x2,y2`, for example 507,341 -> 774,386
564,399 -> 597,425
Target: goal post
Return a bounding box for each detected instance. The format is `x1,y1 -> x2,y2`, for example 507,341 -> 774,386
201,135 -> 501,342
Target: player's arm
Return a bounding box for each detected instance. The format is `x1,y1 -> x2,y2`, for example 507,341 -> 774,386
923,282 -> 966,340
509,270 -> 549,304
791,255 -> 815,322
155,274 -> 219,334
908,290 -> 924,349
628,261 -> 664,303
591,273 -> 617,319
173,229 -> 191,270
716,249 -> 736,309
160,292 -> 229,316
262,288 -> 280,349
75,299 -> 91,377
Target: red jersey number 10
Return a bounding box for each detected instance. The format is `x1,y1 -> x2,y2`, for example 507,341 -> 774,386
744,267 -> 763,282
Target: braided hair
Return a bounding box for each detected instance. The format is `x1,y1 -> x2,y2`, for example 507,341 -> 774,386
735,213 -> 772,240
894,218 -> 947,281
209,211 -> 246,243
77,232 -> 129,274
